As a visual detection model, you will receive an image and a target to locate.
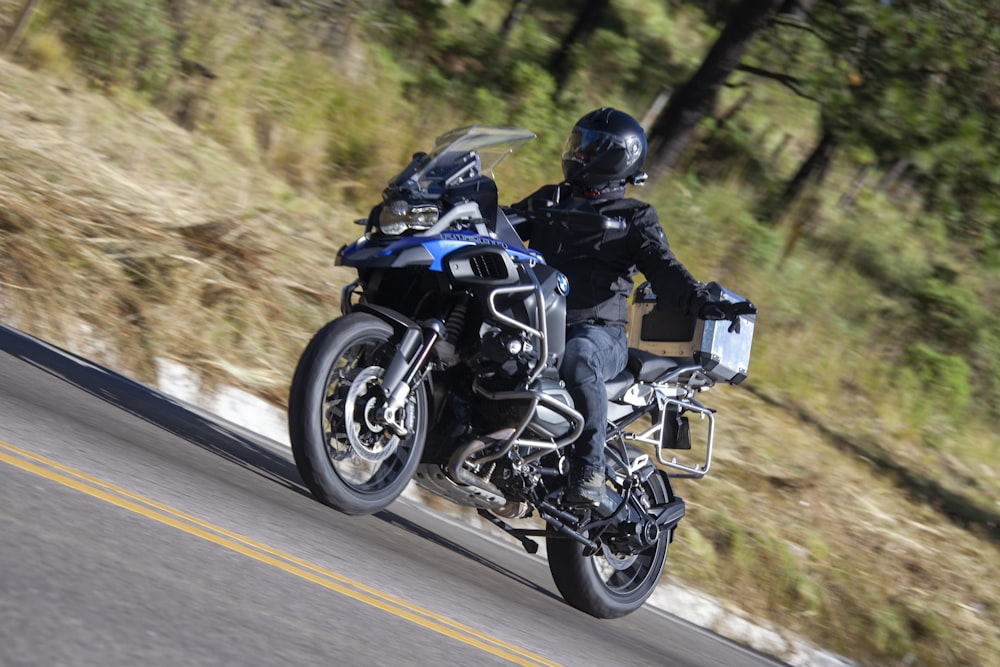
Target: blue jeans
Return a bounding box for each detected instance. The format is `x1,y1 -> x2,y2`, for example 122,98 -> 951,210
561,323 -> 629,473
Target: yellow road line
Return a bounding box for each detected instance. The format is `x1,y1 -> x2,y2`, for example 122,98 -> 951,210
0,440 -> 561,667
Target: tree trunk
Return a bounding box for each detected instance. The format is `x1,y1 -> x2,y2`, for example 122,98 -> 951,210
3,0 -> 41,54
645,0 -> 784,179
640,86 -> 672,131
878,158 -> 910,194
838,164 -> 871,210
549,0 -> 610,97
776,127 -> 838,260
776,126 -> 838,213
778,0 -> 818,19
499,0 -> 532,44
715,89 -> 753,129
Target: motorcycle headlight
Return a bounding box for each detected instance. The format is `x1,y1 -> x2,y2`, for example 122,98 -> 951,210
378,200 -> 440,236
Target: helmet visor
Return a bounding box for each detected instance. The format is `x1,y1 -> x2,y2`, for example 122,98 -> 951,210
563,128 -> 644,163
562,128 -> 622,166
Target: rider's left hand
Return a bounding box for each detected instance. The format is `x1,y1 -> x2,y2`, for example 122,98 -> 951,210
698,299 -> 756,333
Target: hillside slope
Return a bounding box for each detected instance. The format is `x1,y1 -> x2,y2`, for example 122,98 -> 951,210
1,57 -> 998,666
0,57 -> 356,392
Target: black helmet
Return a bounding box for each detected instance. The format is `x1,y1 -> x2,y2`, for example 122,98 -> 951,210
561,107 -> 648,189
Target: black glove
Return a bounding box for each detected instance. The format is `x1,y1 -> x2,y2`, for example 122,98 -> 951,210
698,298 -> 757,333
697,299 -> 730,321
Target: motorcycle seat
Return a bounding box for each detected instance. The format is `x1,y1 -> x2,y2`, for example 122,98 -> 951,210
605,370 -> 637,401
627,348 -> 682,382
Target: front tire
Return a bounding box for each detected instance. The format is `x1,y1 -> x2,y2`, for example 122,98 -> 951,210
289,313 -> 428,515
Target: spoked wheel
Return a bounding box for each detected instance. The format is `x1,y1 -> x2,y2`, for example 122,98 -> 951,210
546,466 -> 672,618
289,313 -> 428,515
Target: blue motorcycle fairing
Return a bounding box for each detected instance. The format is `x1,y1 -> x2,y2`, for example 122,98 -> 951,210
336,236 -> 435,268
338,229 -> 545,271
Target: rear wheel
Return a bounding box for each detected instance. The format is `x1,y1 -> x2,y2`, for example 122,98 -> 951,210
289,313 -> 428,515
546,469 -> 671,618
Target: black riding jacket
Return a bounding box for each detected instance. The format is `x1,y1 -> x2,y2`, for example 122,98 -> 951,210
513,185 -> 707,327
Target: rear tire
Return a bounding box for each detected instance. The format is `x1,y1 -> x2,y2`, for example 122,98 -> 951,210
546,469 -> 671,618
289,313 -> 427,515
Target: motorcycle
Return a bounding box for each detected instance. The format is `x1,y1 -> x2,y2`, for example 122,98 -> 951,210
288,126 -> 756,618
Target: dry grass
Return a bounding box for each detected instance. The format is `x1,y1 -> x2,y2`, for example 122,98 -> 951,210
669,388 -> 1000,665
1,54 -> 998,667
0,57 -> 356,400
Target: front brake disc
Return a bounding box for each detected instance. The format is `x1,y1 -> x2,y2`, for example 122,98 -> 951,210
343,366 -> 400,463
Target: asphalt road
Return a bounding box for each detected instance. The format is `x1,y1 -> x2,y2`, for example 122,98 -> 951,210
0,324 -> 786,667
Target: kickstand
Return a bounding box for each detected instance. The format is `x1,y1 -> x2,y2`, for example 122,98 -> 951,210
477,509 -> 539,554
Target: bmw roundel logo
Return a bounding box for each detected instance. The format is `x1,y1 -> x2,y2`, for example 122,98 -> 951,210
556,272 -> 570,296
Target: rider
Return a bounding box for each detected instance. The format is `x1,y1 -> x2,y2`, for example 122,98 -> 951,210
512,107 -> 752,505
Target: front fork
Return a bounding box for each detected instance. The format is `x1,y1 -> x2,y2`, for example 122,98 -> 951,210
341,280 -> 454,437
377,319 -> 444,435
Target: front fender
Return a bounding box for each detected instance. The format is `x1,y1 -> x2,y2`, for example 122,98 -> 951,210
352,303 -> 422,339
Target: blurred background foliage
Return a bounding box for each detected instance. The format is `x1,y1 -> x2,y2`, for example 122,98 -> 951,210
2,1 -> 999,663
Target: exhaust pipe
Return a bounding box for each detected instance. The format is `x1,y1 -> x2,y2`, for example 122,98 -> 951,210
445,429 -> 516,503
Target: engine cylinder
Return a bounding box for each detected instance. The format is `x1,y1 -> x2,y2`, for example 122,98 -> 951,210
529,379 -> 574,438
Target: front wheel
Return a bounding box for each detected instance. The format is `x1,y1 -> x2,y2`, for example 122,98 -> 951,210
546,471 -> 672,618
288,313 -> 428,515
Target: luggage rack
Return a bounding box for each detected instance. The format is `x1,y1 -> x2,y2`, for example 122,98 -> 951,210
622,364 -> 718,479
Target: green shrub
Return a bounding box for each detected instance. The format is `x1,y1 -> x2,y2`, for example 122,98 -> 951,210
459,87 -> 509,126
572,29 -> 642,89
910,275 -> 987,352
982,328 -> 1000,416
900,342 -> 973,418
811,194 -> 938,292
497,61 -> 562,177
736,212 -> 784,267
52,0 -> 176,94
497,13 -> 554,68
